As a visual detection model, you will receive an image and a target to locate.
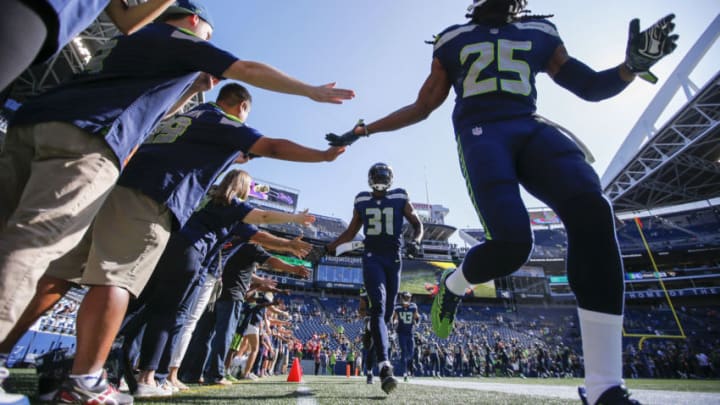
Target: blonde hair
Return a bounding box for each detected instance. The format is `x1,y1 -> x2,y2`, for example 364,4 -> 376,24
211,169 -> 251,205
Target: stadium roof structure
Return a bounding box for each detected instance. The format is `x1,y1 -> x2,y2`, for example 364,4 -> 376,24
5,7 -> 203,111
602,15 -> 720,213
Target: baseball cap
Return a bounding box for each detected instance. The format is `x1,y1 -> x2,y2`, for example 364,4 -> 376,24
162,0 -> 214,29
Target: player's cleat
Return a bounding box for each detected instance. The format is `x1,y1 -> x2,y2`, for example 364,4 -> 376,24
366,371 -> 373,385
578,385 -> 641,405
403,374 -> 408,382
379,365 -> 397,394
578,386 -> 589,405
54,376 -> 134,404
431,268 -> 463,339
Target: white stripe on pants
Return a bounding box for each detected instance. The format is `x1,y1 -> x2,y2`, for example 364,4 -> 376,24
168,273 -> 217,368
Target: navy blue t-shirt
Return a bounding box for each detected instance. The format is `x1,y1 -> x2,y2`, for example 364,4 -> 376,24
432,19 -> 562,130
204,223 -> 259,277
30,0 -> 110,62
117,102 -> 262,227
242,296 -> 271,328
394,303 -> 418,335
219,243 -> 272,302
354,188 -> 409,254
11,23 -> 237,168
178,197 -> 254,261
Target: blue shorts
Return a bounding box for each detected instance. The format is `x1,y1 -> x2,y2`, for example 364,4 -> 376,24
456,116 -> 602,241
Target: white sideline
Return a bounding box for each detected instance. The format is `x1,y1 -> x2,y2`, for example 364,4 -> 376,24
296,385 -> 317,405
408,379 -> 720,405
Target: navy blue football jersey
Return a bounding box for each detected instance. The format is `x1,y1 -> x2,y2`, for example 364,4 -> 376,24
354,188 -> 409,254
12,23 -> 237,168
117,102 -> 262,227
394,303 -> 418,335
432,19 -> 563,130
37,0 -> 110,62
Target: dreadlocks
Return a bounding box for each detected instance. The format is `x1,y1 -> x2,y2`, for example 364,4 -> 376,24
466,0 -> 553,25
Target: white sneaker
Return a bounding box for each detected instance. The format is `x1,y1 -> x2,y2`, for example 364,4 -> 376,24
0,367 -> 29,405
118,378 -> 129,392
160,380 -> 179,393
133,382 -> 173,397
247,373 -> 259,381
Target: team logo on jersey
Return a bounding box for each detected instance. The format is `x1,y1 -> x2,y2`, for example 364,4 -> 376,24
472,126 -> 483,136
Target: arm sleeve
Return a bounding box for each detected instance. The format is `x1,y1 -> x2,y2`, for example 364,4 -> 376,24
552,58 -> 630,102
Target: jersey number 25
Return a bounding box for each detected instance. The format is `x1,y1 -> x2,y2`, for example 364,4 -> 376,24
461,39 -> 532,98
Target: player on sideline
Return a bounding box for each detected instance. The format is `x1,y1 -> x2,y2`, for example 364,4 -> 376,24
325,1 -> 678,404
391,291 -> 420,382
326,163 -> 423,394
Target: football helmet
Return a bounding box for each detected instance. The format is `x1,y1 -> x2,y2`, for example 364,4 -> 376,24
401,291 -> 412,304
368,163 -> 393,192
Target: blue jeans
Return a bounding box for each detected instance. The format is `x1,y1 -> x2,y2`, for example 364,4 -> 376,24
203,300 -> 243,382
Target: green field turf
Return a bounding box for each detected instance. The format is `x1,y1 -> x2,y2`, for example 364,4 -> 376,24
6,369 -> 720,405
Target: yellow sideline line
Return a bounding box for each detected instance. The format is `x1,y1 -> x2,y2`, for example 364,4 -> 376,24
622,218 -> 687,349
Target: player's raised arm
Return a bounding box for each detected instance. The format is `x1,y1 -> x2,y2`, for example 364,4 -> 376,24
325,58 -> 452,147
548,14 -> 678,100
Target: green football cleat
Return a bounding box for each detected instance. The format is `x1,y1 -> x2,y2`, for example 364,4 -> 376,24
431,268 -> 462,339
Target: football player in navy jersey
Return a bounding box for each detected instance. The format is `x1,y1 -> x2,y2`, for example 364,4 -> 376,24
326,163 -> 423,394
0,0 -> 178,93
326,1 -> 678,404
391,291 -> 420,382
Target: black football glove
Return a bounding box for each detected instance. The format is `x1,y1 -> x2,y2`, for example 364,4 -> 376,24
325,119 -> 368,147
405,240 -> 422,259
625,13 -> 678,84
306,245 -> 328,264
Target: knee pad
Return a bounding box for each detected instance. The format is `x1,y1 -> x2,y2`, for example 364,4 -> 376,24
462,239 -> 533,284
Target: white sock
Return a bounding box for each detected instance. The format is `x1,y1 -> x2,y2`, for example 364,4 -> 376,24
445,265 -> 471,296
69,368 -> 104,387
578,307 -> 624,404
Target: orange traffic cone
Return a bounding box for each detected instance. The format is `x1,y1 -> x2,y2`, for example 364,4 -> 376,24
355,366 -> 359,376
287,358 -> 303,383
346,363 -> 351,378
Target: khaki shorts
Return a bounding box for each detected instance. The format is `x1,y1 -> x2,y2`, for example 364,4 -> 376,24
45,185 -> 172,297
0,122 -> 119,340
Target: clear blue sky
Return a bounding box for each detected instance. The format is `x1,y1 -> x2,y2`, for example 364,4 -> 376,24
201,1 -> 720,239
